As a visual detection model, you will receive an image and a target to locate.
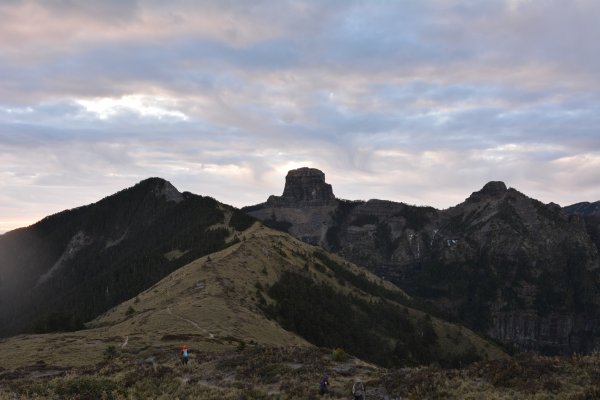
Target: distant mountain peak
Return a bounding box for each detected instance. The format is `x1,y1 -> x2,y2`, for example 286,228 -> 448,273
266,167 -> 336,206
480,181 -> 508,196
0,177 -> 236,337
135,177 -> 183,203
467,181 -> 508,202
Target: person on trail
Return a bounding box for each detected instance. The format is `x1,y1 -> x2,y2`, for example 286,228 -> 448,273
319,373 -> 330,396
352,380 -> 366,400
180,344 -> 189,366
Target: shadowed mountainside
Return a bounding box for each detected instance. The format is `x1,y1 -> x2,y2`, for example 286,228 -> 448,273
0,178 -> 255,337
564,201 -> 600,254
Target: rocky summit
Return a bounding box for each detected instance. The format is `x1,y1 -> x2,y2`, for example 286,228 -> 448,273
245,168 -> 600,355
466,181 -> 507,202
267,167 -> 336,206
245,167 -> 339,246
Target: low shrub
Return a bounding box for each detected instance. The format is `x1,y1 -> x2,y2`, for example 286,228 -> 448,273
332,348 -> 350,362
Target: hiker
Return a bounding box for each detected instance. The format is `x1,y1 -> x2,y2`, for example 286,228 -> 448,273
180,343 -> 189,365
319,373 -> 330,396
352,380 -> 366,400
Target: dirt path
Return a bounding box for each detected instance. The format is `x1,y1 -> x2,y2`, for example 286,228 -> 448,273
166,308 -> 215,339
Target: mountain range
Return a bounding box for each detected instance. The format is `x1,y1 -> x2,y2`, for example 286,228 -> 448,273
0,175 -> 518,398
1,169 -> 598,358
1,169 -> 600,397
245,167 -> 600,355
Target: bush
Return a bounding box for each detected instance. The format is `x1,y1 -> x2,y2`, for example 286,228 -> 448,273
571,385 -> 600,400
237,340 -> 246,352
229,210 -> 255,231
103,345 -> 119,360
332,348 -> 350,362
54,376 -> 124,400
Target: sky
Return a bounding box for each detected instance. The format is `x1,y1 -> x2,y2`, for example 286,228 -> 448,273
1,0 -> 599,233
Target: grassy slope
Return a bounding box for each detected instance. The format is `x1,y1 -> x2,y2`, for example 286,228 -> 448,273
0,223 -> 510,398
0,223 -> 504,369
0,223 -> 308,370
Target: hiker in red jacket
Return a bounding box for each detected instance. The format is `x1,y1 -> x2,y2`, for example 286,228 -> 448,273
180,344 -> 189,365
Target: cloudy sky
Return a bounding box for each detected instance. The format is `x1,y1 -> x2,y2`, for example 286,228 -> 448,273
1,0 -> 599,233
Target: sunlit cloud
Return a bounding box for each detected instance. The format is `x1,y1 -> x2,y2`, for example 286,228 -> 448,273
76,95 -> 188,121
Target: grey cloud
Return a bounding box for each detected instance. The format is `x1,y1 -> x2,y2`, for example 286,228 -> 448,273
1,0 -> 600,232
39,0 -> 140,24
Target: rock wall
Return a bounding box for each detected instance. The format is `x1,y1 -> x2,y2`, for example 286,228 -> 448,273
491,311 -> 598,354
267,167 -> 336,207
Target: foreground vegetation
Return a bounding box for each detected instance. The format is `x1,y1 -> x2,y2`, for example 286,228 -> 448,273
2,346 -> 600,399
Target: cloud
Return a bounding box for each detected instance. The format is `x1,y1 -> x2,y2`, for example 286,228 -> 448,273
1,0 -> 600,233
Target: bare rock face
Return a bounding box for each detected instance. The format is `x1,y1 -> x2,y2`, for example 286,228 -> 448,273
267,167 -> 335,206
564,201 -> 600,258
154,180 -> 183,203
467,181 -> 507,202
244,168 -> 337,245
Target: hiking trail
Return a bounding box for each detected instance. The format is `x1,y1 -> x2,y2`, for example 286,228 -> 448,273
166,307 -> 215,339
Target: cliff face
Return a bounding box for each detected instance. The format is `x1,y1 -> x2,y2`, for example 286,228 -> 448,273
244,168 -> 600,354
425,186 -> 600,354
564,201 -> 600,254
271,167 -> 336,206
245,168 -> 338,245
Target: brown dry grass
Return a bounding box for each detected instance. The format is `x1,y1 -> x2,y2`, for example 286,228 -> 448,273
2,346 -> 600,399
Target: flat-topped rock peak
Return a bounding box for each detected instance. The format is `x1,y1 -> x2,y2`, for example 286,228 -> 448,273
267,167 -> 336,206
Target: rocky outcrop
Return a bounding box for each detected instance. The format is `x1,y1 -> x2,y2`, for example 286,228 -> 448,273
245,168 -> 338,245
153,180 -> 184,203
467,181 -> 507,202
564,201 -> 600,256
36,231 -> 92,286
490,311 -> 597,354
267,167 -> 336,206
244,168 -> 600,355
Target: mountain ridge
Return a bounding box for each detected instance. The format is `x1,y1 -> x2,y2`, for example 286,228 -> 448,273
3,171 -> 599,355
245,167 -> 600,355
0,177 -> 254,337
